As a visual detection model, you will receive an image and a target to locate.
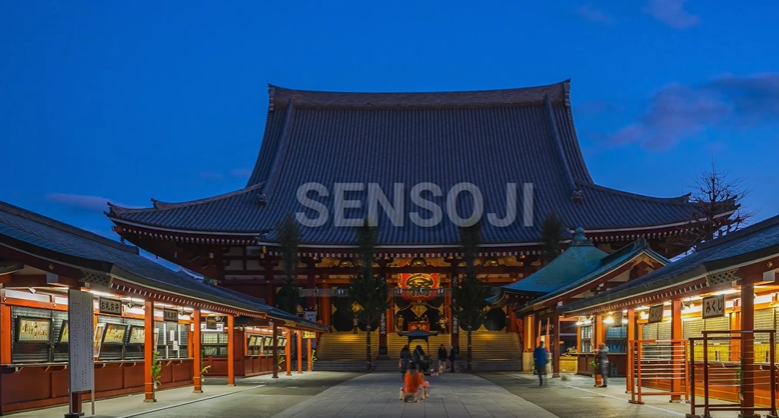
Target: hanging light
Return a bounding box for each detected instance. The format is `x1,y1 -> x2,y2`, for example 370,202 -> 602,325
603,315 -> 615,325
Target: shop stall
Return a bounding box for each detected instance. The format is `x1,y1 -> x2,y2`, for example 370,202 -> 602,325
559,214 -> 779,417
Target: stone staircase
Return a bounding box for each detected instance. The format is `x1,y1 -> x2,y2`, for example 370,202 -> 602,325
467,332 -> 522,360
315,331 -> 522,372
316,331 -> 380,360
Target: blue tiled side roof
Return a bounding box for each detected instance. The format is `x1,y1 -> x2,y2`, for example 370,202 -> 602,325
0,201 -> 271,316
559,214 -> 779,313
524,242 -> 670,308
108,81 -> 703,246
499,231 -> 608,295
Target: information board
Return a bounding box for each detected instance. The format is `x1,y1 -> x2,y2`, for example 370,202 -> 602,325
647,305 -> 664,324
702,294 -> 726,319
68,289 -> 95,392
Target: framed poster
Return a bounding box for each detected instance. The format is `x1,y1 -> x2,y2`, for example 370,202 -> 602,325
127,325 -> 145,345
279,337 -> 287,347
248,335 -> 257,346
102,323 -> 128,345
59,320 -> 69,344
16,317 -> 52,343
93,323 -> 106,358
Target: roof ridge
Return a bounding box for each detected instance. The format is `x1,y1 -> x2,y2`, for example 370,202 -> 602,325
267,80 -> 571,109
545,94 -> 577,193
0,200 -> 139,254
576,182 -> 694,205
696,213 -> 779,251
261,99 -> 296,201
108,183 -> 265,216
561,92 -> 594,183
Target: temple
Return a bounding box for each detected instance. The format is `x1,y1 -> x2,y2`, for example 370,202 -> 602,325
106,80 -> 730,366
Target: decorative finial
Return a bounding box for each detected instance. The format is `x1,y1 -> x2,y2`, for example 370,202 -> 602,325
572,227 -> 588,244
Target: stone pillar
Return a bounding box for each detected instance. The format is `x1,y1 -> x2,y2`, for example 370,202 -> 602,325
451,272 -> 460,350
227,314 -> 235,386
193,309 -> 203,393
378,265 -> 389,359
307,337 -> 313,371
144,300 -> 155,402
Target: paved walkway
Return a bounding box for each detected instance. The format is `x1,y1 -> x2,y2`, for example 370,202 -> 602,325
485,372 -> 740,418
269,372 -> 559,418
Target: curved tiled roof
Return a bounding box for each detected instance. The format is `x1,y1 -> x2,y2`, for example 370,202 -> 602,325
107,80 -> 707,246
559,214 -> 779,314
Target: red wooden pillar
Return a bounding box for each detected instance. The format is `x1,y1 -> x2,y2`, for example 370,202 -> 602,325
227,314 -> 235,386
285,328 -> 292,376
321,286 -> 331,327
193,309 -> 203,393
741,282 -> 755,417
626,309 -> 636,394
144,300 -> 155,402
271,323 -> 279,379
297,331 -> 303,374
670,299 -> 682,401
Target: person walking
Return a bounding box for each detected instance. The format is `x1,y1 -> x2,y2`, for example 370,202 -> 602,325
596,343 -> 609,387
437,344 -> 448,374
448,345 -> 457,372
533,341 -> 548,387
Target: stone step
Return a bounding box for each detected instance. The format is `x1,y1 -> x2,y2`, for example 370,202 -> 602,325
313,359 -> 523,372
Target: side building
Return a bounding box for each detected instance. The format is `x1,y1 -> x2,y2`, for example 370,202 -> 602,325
106,80 -> 733,363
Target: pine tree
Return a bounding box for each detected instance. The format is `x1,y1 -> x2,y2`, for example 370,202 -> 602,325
275,213 -> 301,315
348,220 -> 389,372
451,222 -> 489,371
540,212 -> 565,265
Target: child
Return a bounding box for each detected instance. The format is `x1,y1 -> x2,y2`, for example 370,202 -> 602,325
399,362 -> 429,402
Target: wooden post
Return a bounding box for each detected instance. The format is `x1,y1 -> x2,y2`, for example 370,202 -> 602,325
552,314 -> 561,378
227,314 -> 235,386
193,309 -> 203,393
297,331 -> 303,374
741,281 -> 755,417
307,335 -> 313,371
670,300 -> 682,401
271,323 -> 279,379
144,300 -> 156,403
626,309 -> 635,395
285,328 -> 292,376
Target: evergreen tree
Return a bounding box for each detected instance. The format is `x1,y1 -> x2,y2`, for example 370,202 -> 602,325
275,213 -> 301,315
540,212 -> 565,265
451,222 -> 490,371
348,220 -> 389,372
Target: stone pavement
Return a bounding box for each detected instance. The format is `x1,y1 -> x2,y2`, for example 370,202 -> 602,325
9,372 -> 359,418
268,372 -> 560,418
483,372 -> 740,418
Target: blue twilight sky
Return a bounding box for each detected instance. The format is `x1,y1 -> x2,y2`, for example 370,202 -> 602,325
1,1 -> 778,268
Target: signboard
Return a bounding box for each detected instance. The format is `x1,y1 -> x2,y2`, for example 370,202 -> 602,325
163,309 -> 179,322
68,289 -> 94,392
302,331 -> 316,339
613,312 -> 624,328
702,294 -> 726,319
304,311 -> 316,323
206,317 -> 217,330
98,297 -> 122,315
647,305 -> 664,324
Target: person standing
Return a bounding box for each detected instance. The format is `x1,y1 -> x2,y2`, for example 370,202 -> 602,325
448,345 -> 457,372
399,345 -> 411,381
533,341 -> 548,387
596,343 -> 609,387
437,344 -> 448,374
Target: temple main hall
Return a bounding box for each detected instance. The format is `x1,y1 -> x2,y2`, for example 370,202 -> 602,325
107,80 -> 712,364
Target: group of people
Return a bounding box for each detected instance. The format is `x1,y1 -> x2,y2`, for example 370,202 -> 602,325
533,341 -> 610,387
